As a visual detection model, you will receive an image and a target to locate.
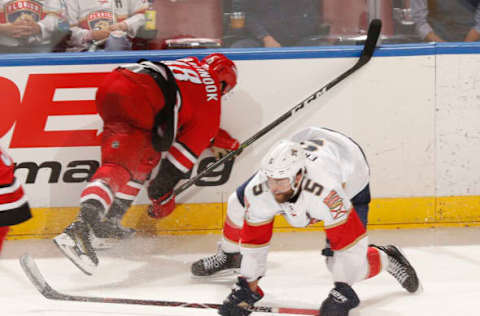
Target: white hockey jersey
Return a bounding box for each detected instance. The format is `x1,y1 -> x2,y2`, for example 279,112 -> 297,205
291,126 -> 369,199
0,0 -> 67,47
240,127 -> 369,233
231,127 -> 371,283
66,0 -> 147,50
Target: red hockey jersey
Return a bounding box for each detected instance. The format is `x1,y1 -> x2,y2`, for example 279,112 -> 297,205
163,57 -> 222,173
101,56 -> 223,175
0,146 -> 31,226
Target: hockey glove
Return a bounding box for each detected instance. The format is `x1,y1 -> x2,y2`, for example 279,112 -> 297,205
211,128 -> 240,160
148,191 -> 175,219
319,282 -> 360,316
218,277 -> 264,316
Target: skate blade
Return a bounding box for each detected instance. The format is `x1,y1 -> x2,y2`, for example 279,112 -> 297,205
53,236 -> 97,276
191,268 -> 240,280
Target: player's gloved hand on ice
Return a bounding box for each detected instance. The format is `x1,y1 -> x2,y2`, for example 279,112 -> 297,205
218,277 -> 264,316
211,128 -> 240,160
319,282 -> 359,316
148,191 -> 175,219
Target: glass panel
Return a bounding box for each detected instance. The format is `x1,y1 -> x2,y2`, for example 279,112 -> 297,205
0,0 -> 479,55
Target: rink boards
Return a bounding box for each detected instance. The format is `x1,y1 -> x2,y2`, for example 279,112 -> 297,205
1,43 -> 480,238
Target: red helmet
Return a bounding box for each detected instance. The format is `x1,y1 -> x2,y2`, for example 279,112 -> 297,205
202,53 -> 237,95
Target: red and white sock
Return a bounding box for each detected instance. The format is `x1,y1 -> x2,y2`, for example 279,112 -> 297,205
365,246 -> 389,279
0,226 -> 10,253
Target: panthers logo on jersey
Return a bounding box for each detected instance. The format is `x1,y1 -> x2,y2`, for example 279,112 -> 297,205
5,0 -> 43,23
323,189 -> 348,220
87,10 -> 113,30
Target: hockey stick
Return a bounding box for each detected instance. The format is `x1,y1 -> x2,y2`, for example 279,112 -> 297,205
20,254 -> 318,315
174,19 -> 382,196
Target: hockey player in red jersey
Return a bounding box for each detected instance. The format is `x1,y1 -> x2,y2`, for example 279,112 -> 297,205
0,146 -> 32,252
191,127 -> 421,316
53,53 -> 240,275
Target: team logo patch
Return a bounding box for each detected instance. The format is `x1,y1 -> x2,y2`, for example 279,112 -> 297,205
5,0 -> 43,23
323,190 -> 348,220
111,140 -> 120,149
87,10 -> 113,30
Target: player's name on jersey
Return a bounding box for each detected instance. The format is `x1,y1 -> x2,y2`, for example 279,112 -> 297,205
166,59 -> 220,102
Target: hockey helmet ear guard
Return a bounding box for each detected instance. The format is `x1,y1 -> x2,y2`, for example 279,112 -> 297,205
261,140 -> 306,193
202,53 -> 238,95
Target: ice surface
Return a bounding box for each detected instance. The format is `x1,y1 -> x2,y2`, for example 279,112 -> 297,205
1,227 -> 480,315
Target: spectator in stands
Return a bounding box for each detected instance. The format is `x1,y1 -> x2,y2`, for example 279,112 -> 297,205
0,0 -> 69,53
230,0 -> 326,48
411,0 -> 480,42
65,0 -> 147,52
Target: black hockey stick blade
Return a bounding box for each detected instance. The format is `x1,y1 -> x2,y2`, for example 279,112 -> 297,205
20,254 -> 318,315
325,18 -> 382,90
359,19 -> 382,64
174,19 -> 382,196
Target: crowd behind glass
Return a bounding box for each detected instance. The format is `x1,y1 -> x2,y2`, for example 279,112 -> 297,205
0,0 -> 478,54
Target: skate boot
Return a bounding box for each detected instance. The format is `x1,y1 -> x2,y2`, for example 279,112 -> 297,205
191,245 -> 242,278
90,216 -> 136,250
53,219 -> 98,275
371,244 -> 420,293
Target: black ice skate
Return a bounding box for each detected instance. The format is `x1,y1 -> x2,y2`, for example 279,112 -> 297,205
372,244 -> 420,293
53,220 -> 99,275
90,216 -> 136,250
191,245 -> 242,278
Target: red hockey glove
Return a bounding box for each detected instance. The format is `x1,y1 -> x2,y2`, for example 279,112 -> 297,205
148,191 -> 176,219
211,128 -> 240,160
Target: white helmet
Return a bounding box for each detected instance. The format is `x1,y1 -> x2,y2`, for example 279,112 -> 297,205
261,140 -> 306,192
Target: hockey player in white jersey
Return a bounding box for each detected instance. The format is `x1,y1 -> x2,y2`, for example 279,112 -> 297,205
65,0 -> 147,51
191,127 -> 420,316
